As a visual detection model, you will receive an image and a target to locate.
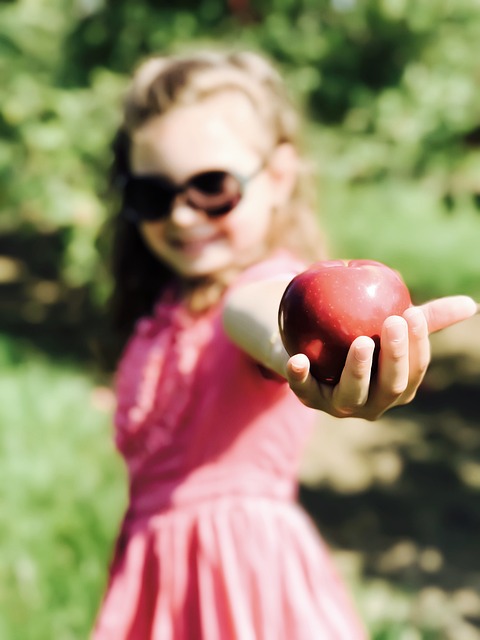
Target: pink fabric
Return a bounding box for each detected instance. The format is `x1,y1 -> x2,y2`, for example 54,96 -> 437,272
92,252 -> 367,639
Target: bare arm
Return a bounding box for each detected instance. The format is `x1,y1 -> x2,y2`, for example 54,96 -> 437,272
222,277 -> 292,376
223,278 -> 478,420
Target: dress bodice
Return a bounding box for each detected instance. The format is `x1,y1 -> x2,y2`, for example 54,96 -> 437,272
113,253 -> 316,520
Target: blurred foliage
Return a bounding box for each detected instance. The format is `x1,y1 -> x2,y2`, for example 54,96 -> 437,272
1,0 -> 480,361
1,4 -> 480,637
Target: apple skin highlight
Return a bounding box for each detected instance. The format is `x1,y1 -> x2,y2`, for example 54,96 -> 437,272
278,259 -> 412,385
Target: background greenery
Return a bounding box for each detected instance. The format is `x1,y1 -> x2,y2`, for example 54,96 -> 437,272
1,0 -> 479,638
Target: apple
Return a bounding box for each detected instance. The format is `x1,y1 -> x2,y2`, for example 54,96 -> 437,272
278,259 -> 412,385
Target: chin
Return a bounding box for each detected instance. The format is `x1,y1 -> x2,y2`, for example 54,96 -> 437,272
173,254 -> 234,280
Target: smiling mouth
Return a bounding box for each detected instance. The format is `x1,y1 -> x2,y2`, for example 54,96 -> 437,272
168,233 -> 223,255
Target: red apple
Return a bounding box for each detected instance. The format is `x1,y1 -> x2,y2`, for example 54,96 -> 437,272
278,259 -> 412,385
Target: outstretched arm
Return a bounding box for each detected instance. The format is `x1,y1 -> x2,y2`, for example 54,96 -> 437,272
223,278 -> 478,420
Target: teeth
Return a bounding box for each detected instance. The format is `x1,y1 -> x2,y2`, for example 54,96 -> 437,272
172,238 -> 205,246
171,233 -> 220,245
170,236 -> 220,252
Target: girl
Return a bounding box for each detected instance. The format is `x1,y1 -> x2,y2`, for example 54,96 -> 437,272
92,49 -> 476,639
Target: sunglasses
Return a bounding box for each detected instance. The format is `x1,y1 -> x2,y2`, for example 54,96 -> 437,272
120,161 -> 266,224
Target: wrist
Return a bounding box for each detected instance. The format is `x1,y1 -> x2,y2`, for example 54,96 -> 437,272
267,328 -> 289,377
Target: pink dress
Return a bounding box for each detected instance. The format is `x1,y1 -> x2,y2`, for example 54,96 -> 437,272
92,253 -> 367,640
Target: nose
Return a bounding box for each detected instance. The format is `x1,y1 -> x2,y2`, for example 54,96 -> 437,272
169,195 -> 206,226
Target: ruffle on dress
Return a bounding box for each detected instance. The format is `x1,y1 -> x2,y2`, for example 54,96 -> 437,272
93,495 -> 367,640
114,302 -> 214,474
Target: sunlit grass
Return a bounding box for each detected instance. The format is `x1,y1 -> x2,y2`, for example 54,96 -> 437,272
0,337 -> 126,639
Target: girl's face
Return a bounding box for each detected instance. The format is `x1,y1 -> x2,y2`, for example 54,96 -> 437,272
129,92 -> 296,280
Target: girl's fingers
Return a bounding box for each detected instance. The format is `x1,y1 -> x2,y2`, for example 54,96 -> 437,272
286,353 -> 310,383
402,306 -> 430,400
286,354 -> 327,409
419,295 -> 477,334
286,341 -> 376,416
373,316 -> 410,406
332,336 -> 375,415
286,296 -> 478,418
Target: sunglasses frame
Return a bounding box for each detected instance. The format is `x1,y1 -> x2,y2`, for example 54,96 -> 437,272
119,160 -> 267,224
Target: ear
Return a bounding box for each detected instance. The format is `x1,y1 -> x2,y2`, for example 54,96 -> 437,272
266,143 -> 299,205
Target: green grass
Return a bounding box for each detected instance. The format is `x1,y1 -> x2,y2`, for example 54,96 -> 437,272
0,337 -> 126,639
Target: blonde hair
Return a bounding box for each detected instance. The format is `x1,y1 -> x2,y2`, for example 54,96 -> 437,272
121,49 -> 327,264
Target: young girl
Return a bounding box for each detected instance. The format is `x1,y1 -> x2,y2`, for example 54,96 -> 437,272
92,49 -> 476,639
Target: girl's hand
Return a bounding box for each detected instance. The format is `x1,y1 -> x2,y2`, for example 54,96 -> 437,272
285,295 -> 478,421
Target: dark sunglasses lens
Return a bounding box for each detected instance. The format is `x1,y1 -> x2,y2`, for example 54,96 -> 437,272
187,171 -> 242,216
123,177 -> 175,221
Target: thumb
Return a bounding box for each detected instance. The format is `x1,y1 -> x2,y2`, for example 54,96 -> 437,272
286,353 -> 310,384
285,354 -> 325,408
